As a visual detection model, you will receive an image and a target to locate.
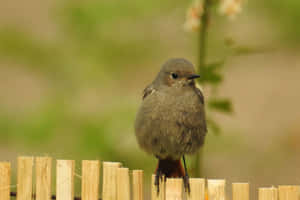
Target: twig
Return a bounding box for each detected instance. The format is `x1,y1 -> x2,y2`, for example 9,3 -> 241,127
198,0 -> 211,71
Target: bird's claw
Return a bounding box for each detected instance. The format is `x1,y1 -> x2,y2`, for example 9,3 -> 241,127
154,171 -> 163,194
183,174 -> 191,194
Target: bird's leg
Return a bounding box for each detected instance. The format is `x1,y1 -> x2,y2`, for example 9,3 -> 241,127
182,155 -> 191,193
154,167 -> 163,194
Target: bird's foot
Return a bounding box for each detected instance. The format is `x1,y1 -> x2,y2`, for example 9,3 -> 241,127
183,174 -> 191,194
154,170 -> 164,194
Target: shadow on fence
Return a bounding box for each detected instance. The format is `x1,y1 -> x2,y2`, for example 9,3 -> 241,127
0,156 -> 299,200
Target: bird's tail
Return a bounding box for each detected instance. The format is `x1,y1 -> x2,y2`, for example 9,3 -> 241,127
155,159 -> 185,178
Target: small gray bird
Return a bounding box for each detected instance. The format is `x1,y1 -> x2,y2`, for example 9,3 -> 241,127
135,58 -> 207,192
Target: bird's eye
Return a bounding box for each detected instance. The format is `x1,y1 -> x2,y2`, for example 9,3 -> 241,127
171,73 -> 178,79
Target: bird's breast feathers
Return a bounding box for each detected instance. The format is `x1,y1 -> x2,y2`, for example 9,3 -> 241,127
141,86 -> 205,123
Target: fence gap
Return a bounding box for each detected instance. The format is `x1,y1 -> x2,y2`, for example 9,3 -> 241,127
17,156 -> 34,200
132,170 -> 144,200
56,160 -> 75,200
82,160 -> 100,200
187,178 -> 205,200
165,178 -> 183,200
102,162 -> 121,200
207,179 -> 226,200
0,162 -> 11,200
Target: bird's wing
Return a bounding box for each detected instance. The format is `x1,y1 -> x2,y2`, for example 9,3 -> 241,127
142,85 -> 156,100
192,84 -> 207,132
194,84 -> 205,105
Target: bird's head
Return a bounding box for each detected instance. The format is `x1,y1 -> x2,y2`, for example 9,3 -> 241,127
154,58 -> 200,88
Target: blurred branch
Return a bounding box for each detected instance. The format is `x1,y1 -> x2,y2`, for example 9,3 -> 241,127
198,0 -> 211,73
195,0 -> 212,178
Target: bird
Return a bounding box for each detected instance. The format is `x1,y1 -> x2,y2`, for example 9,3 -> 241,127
134,58 -> 207,193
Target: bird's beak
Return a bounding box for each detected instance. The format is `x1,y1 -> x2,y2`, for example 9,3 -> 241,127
187,74 -> 200,80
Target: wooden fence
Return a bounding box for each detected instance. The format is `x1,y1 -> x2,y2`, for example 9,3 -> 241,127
0,156 -> 299,200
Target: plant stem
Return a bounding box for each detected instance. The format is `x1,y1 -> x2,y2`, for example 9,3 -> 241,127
195,0 -> 211,178
198,0 -> 210,72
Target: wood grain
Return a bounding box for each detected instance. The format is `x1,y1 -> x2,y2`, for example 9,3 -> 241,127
132,170 -> 144,200
0,162 -> 11,200
82,160 -> 100,200
56,160 -> 75,200
17,156 -> 33,200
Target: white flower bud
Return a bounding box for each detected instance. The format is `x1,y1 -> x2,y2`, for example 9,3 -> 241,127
219,0 -> 243,19
183,0 -> 204,32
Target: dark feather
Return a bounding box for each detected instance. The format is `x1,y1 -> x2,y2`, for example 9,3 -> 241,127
142,85 -> 155,100
194,86 -> 205,104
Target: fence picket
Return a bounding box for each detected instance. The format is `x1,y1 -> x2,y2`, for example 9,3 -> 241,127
233,183 -> 249,200
165,178 -> 182,200
208,179 -> 226,200
278,186 -> 300,200
56,160 -> 75,200
82,160 -> 100,200
132,170 -> 144,200
102,162 -> 121,200
116,168 -> 130,200
36,157 -> 52,200
151,174 -> 165,200
0,162 -> 11,200
259,187 -> 278,200
17,156 -> 33,200
187,178 -> 205,200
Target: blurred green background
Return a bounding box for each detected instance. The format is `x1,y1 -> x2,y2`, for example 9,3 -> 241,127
0,0 -> 300,198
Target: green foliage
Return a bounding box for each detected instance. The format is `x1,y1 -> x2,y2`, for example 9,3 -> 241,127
0,1 -> 186,85
206,117 -> 221,135
78,120 -> 117,157
0,29 -> 62,72
199,61 -> 224,85
208,98 -> 232,113
17,108 -> 62,143
263,0 -> 300,43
